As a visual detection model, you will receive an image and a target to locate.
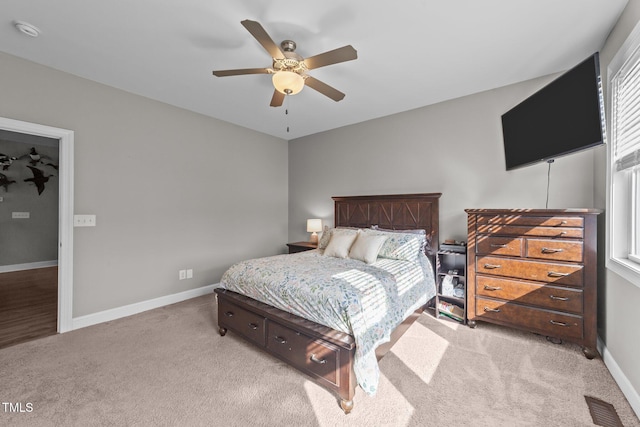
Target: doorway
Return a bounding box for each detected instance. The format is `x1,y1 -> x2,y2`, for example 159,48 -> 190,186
0,117 -> 74,341
0,130 -> 60,347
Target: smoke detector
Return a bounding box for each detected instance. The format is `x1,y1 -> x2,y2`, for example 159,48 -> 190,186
14,21 -> 41,37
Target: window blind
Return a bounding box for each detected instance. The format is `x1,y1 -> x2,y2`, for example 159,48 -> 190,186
613,44 -> 640,171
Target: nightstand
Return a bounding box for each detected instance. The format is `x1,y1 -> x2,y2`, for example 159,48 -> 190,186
435,245 -> 467,324
286,241 -> 318,254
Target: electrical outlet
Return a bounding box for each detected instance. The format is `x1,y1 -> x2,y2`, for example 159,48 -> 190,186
12,212 -> 30,219
186,269 -> 193,279
179,270 -> 186,280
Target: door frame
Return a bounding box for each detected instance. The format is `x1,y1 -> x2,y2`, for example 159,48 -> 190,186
0,117 -> 74,333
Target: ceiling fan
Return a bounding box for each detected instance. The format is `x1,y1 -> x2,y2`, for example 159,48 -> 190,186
212,20 -> 357,107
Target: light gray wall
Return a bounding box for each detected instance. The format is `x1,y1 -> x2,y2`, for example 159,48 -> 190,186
0,52 -> 288,317
596,0 -> 640,407
289,77 -> 598,243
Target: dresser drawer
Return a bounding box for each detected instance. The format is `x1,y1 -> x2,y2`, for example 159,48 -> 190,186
218,299 -> 266,347
267,321 -> 340,387
477,224 -> 583,239
476,297 -> 584,341
476,276 -> 583,314
476,256 -> 583,287
476,236 -> 523,256
477,215 -> 584,228
526,239 -> 583,262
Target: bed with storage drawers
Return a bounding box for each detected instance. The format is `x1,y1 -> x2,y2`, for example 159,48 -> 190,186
215,193 -> 440,413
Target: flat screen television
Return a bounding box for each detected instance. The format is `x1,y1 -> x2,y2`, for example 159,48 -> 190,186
501,53 -> 605,171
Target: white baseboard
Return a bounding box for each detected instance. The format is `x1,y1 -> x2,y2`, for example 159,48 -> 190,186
0,260 -> 58,273
71,284 -> 218,331
598,336 -> 640,419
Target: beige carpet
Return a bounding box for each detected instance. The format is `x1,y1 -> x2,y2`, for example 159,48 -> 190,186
0,294 -> 638,427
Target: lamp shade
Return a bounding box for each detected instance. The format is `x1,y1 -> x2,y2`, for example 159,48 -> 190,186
273,71 -> 305,95
306,219 -> 322,233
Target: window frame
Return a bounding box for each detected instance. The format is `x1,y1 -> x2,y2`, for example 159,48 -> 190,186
607,20 -> 640,288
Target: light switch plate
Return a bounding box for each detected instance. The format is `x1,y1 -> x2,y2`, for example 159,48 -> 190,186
74,214 -> 96,227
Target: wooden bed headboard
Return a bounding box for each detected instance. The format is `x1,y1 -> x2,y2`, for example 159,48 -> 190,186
332,193 -> 441,253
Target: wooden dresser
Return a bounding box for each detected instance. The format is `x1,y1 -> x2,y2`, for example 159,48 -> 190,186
465,209 -> 601,359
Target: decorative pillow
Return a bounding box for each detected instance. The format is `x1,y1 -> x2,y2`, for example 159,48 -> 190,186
362,228 -> 425,262
348,233 -> 388,264
318,227 -> 359,250
318,228 -> 333,249
370,225 -> 433,255
323,230 -> 359,258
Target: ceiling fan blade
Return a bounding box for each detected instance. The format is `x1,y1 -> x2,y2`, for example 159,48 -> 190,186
304,76 -> 346,102
303,45 -> 357,70
270,90 -> 285,107
241,19 -> 285,59
212,68 -> 271,77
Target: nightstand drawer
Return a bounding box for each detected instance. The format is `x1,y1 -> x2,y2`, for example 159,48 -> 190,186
287,242 -> 318,254
476,276 -> 583,314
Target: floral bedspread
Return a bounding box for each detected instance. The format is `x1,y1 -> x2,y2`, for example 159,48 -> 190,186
219,249 -> 436,395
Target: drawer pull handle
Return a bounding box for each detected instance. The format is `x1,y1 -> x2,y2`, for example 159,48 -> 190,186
484,307 -> 501,313
490,244 -> 508,248
274,336 -> 287,344
483,285 -> 502,291
310,354 -> 327,365
549,295 -> 569,301
224,311 -> 234,317
549,320 -> 569,327
547,271 -> 569,278
541,247 -> 564,254
248,323 -> 259,330
483,264 -> 501,269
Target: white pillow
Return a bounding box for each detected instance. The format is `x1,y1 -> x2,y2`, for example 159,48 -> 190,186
324,230 -> 359,258
348,233 -> 388,264
318,227 -> 359,249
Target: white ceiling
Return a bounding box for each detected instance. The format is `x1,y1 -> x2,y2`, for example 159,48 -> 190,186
0,0 -> 629,140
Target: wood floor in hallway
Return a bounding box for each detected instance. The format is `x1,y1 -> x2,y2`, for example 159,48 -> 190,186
0,266 -> 57,349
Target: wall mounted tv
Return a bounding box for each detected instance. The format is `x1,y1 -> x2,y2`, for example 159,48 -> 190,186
501,52 -> 605,171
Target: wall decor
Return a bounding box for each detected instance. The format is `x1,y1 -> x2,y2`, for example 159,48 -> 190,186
24,165 -> 52,195
0,153 -> 17,170
0,172 -> 16,191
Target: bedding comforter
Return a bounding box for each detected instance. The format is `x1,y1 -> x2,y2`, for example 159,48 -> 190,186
219,249 -> 436,395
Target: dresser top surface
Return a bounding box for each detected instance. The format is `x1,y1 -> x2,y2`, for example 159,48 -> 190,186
465,208 -> 602,215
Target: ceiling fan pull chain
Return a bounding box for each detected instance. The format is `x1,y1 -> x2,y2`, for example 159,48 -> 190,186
286,96 -> 290,133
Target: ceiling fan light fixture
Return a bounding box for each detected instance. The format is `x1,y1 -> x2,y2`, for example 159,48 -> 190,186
272,71 -> 304,95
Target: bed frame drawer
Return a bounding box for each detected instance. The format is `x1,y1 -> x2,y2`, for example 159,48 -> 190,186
217,299 -> 266,347
267,321 -> 340,387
